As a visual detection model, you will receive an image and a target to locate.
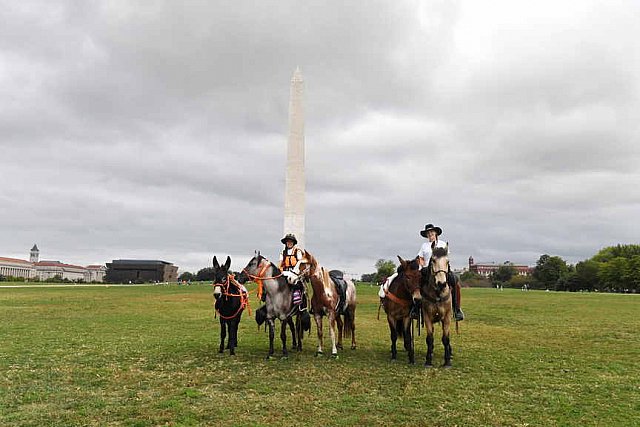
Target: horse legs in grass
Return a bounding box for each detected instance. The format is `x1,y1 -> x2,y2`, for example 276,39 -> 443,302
336,314 -> 344,350
229,318 -> 240,356
314,313 -> 324,356
218,319 -> 227,354
328,311 -> 339,357
442,318 -> 452,367
280,319 -> 289,358
266,319 -> 275,359
388,318 -> 398,360
404,317 -> 415,364
287,317 -> 297,350
425,318 -> 435,367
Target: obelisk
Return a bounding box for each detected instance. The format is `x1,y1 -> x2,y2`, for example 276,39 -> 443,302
283,67 -> 305,248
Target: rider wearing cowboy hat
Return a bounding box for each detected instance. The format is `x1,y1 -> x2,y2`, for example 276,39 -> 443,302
279,233 -> 304,273
418,224 -> 464,321
278,233 -> 308,310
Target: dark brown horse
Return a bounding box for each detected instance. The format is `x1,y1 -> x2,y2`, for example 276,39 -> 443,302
382,256 -> 422,364
295,250 -> 356,357
212,256 -> 248,356
421,246 -> 453,367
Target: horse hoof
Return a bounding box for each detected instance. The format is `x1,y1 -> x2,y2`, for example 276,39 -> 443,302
281,356 -> 289,361
265,355 -> 274,361
331,353 -> 339,359
337,344 -> 343,350
351,345 -> 356,350
315,351 -> 323,357
218,349 -> 224,354
443,363 -> 452,369
424,363 -> 433,369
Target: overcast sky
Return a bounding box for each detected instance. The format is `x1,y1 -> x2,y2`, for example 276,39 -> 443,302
2,0 -> 639,277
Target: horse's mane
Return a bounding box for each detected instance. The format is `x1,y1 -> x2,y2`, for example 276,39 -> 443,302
432,247 -> 448,258
302,250 -> 318,272
397,257 -> 420,274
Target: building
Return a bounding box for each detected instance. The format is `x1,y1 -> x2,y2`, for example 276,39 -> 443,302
468,256 -> 533,277
0,245 -> 106,282
105,260 -> 178,283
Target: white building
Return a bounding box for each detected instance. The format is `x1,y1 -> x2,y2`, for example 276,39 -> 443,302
0,245 -> 106,282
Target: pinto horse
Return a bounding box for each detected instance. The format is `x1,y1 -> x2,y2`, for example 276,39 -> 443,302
295,250 -> 356,358
421,246 -> 453,367
212,256 -> 248,356
237,253 -> 300,359
382,256 -> 422,364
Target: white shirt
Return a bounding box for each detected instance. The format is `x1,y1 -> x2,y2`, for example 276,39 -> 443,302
417,239 -> 448,267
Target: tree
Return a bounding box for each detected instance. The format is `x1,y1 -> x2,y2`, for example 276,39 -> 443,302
532,254 -> 569,289
360,273 -> 376,283
179,272 -> 196,282
574,260 -> 600,291
196,267 -> 214,282
374,259 -> 396,284
492,265 -> 517,285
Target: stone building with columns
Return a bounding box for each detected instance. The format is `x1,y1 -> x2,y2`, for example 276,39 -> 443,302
0,245 -> 106,282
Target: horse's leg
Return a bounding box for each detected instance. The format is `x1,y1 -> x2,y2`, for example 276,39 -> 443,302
287,317 -> 297,349
229,318 -> 238,356
266,319 -> 275,360
404,317 -> 414,364
314,313 -> 324,356
388,316 -> 398,361
218,318 -> 226,354
349,305 -> 357,350
295,315 -> 303,351
424,312 -> 435,368
336,312 -> 344,350
280,319 -> 289,358
442,314 -> 452,367
328,311 -> 338,357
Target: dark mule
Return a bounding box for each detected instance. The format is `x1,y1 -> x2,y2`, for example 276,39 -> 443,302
296,250 -> 356,357
382,256 -> 422,364
421,246 -> 453,368
237,253 -> 301,359
212,256 -> 248,355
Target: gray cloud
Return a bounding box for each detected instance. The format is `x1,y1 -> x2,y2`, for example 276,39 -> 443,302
2,0 -> 639,276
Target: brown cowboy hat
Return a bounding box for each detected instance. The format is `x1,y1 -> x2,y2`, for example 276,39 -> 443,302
420,224 -> 442,237
280,233 -> 298,245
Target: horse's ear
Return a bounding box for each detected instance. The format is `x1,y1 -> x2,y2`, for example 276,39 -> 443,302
397,255 -> 407,268
224,256 -> 231,270
213,256 -> 219,269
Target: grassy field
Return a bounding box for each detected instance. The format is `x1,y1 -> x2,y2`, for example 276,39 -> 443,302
1,284 -> 638,426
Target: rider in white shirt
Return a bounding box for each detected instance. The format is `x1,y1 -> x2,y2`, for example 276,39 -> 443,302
418,224 -> 464,321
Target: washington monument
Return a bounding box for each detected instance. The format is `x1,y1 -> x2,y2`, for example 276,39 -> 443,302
283,67 -> 305,248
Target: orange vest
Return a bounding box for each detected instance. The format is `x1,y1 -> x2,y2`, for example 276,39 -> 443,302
282,248 -> 300,270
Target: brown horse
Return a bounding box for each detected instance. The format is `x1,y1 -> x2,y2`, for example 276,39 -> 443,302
382,256 -> 422,364
421,246 -> 453,367
296,250 -> 356,358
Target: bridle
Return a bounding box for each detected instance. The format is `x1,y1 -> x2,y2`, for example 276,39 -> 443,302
242,257 -> 282,300
213,273 -> 250,320
424,257 -> 451,303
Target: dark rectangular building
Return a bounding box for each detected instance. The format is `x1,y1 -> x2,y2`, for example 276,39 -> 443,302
105,260 -> 178,283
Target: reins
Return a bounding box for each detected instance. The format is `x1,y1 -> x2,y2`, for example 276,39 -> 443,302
214,274 -> 251,320
243,260 -> 283,301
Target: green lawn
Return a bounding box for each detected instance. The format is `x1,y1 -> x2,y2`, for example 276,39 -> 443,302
1,285 -> 638,426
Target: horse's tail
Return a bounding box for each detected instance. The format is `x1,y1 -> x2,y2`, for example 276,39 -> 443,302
343,307 -> 354,339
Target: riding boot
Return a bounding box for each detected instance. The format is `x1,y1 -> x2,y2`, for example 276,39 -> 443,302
450,284 -> 464,321
448,271 -> 464,321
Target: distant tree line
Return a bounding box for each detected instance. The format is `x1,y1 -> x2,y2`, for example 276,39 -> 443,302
461,244 -> 640,293
364,244 -> 640,293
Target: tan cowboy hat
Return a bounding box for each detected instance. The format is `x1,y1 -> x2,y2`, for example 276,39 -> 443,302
281,233 -> 298,245
420,224 -> 442,237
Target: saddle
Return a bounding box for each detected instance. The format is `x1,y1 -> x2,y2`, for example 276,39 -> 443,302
329,270 -> 348,314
